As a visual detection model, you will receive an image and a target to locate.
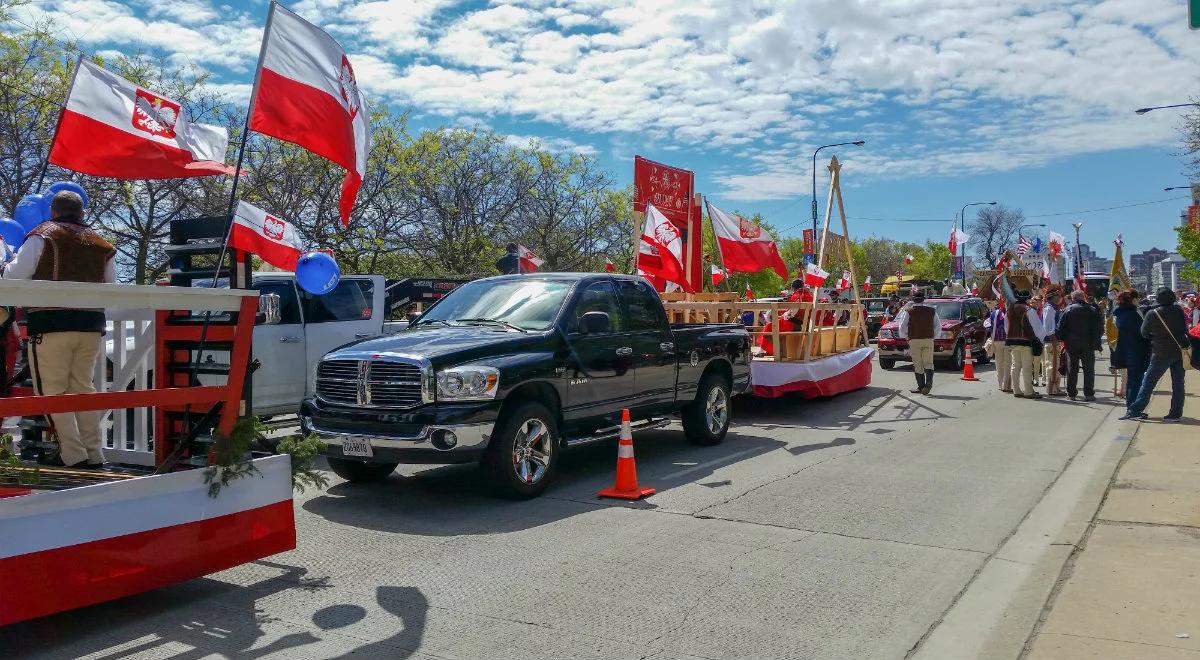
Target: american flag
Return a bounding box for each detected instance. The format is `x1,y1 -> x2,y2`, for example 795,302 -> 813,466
1017,235 -> 1032,256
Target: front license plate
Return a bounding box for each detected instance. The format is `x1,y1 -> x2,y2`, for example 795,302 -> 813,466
341,437 -> 374,458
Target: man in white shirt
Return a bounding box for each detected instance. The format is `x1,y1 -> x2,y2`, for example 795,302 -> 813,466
1,191 -> 116,468
1041,289 -> 1065,396
896,293 -> 945,395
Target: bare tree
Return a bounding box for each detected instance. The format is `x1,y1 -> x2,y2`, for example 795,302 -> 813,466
969,204 -> 1025,268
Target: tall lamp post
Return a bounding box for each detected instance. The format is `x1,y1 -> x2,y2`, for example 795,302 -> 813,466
1072,222 -> 1084,279
1134,103 -> 1200,114
956,202 -> 996,284
811,140 -> 865,258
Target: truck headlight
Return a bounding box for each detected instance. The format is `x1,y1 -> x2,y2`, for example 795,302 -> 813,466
436,366 -> 500,401
879,328 -> 894,339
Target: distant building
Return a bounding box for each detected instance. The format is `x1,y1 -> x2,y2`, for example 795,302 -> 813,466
1075,243 -> 1098,272
1151,254 -> 1194,294
1130,247 -> 1169,280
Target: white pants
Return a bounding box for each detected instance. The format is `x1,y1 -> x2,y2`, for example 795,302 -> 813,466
29,332 -> 105,466
994,340 -> 1011,391
1009,345 -> 1035,397
909,338 -> 935,372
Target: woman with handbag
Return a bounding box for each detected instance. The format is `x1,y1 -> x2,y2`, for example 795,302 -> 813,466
1126,288 -> 1192,422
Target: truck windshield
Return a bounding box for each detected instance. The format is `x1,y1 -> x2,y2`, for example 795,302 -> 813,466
933,302 -> 962,320
415,279 -> 572,331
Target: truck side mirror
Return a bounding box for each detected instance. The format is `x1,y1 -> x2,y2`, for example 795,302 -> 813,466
257,293 -> 282,326
580,311 -> 610,334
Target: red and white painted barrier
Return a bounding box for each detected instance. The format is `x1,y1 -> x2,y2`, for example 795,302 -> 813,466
751,346 -> 875,399
0,455 -> 295,626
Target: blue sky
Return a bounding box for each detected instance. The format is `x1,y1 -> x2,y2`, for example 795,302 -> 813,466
10,0 -> 1200,260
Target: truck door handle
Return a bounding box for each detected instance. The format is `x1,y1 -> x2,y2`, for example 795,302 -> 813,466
279,336 -> 303,343
660,342 -> 674,352
615,347 -> 633,356
354,333 -> 373,338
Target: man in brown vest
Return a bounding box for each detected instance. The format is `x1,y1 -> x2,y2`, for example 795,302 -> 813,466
1,191 -> 116,467
897,292 -> 943,395
1005,290 -> 1047,400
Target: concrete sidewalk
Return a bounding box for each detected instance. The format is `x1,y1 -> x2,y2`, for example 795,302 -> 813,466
1025,367 -> 1200,659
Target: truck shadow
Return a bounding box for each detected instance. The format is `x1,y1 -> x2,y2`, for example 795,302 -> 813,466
302,428 -> 788,537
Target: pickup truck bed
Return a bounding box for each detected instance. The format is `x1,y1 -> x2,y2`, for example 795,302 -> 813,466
301,273 -> 751,497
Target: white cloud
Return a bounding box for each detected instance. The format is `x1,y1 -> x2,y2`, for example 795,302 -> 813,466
503,133 -> 598,156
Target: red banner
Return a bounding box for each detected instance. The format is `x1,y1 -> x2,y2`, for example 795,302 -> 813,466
802,229 -> 815,256
1189,204 -> 1200,232
634,156 -> 693,226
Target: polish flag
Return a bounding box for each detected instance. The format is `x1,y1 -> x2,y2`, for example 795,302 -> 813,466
47,59 -> 233,179
249,4 -> 370,226
836,270 -> 851,291
744,282 -> 754,301
706,201 -> 788,279
904,254 -> 914,265
605,259 -> 615,273
229,201 -> 305,271
863,276 -> 873,291
711,264 -> 727,286
804,262 -> 830,287
518,245 -> 544,272
637,204 -> 689,291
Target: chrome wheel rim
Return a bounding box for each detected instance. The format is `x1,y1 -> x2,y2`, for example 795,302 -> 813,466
512,419 -> 552,484
705,387 -> 728,435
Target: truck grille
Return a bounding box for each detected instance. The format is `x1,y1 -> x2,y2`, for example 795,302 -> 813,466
316,358 -> 427,408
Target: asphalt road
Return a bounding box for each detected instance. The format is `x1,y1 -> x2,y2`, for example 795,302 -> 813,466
3,358 -> 1121,660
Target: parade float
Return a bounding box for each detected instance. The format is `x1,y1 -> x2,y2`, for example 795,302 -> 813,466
647,156 -> 873,399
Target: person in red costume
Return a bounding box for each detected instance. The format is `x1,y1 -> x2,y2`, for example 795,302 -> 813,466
757,279 -> 812,356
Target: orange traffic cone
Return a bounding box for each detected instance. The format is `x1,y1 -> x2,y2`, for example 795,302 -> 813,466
961,340 -> 979,381
597,409 -> 656,500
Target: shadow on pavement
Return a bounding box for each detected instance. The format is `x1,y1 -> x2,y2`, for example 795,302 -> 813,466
303,428 -> 787,536
0,561 -> 428,660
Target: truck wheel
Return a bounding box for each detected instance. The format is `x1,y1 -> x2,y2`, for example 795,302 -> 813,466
683,374 -> 731,446
948,342 -> 965,372
879,358 -> 896,370
327,457 -> 398,483
485,401 -> 559,498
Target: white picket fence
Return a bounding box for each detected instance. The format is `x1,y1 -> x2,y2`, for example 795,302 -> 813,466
98,309 -> 156,465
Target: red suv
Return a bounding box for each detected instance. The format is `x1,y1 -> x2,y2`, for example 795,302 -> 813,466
875,297 -> 991,371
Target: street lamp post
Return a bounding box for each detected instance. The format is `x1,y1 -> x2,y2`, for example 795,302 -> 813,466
956,202 -> 997,284
1072,222 -> 1084,279
812,140 -> 865,259
1134,103 -> 1200,115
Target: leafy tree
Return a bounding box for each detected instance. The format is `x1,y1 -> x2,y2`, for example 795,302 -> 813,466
1176,225 -> 1200,288
909,241 -> 952,281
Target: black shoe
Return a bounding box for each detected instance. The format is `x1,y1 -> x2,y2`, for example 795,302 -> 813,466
1119,411 -> 1147,420
911,372 -> 926,394
1084,395 -> 1096,402
84,461 -> 107,469
1162,416 -> 1182,423
38,454 -> 86,468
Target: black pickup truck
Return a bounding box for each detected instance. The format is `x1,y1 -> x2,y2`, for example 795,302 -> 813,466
300,273 -> 752,497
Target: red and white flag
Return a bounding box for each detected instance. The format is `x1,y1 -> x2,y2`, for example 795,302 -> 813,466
637,204 -> 689,290
904,253 -> 914,265
948,225 -> 969,255
518,245 -> 544,272
711,264 -> 727,286
863,276 -> 873,291
836,270 -> 851,291
706,201 -> 788,279
604,259 -> 615,273
229,201 -> 305,271
250,4 -> 370,226
48,59 -> 233,179
744,282 -> 754,301
804,262 -> 830,287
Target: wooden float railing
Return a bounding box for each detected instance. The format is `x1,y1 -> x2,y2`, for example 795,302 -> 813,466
662,298 -> 867,362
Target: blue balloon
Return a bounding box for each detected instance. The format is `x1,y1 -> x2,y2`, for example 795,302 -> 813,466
46,181 -> 89,209
0,218 -> 25,250
14,194 -> 48,232
295,252 -> 341,295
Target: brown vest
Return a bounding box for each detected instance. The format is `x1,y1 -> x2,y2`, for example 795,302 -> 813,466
907,305 -> 936,340
29,220 -> 114,283
1006,303 -> 1033,341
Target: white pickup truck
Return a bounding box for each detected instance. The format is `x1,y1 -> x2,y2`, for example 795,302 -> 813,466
250,273 -> 409,416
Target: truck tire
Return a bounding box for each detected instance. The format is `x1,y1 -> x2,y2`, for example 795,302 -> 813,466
484,401 -> 559,498
683,373 -> 731,446
947,341 -> 965,372
879,358 -> 896,370
327,457 -> 398,483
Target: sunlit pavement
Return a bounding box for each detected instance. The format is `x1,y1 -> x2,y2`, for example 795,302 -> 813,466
2,359 -> 1124,660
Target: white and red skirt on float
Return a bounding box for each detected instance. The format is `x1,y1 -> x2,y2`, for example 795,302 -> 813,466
751,347 -> 874,399
0,455 -> 295,626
